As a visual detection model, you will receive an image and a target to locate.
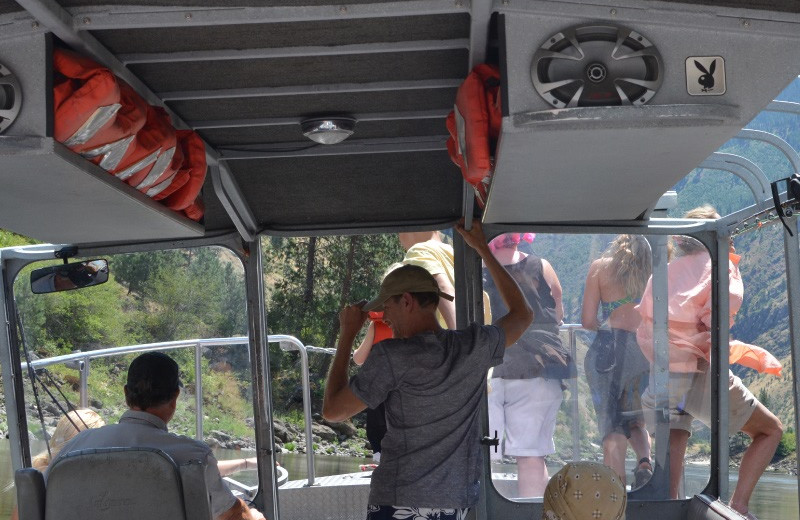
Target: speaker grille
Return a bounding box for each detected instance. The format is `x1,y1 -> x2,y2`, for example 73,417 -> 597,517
531,24 -> 663,108
0,63 -> 21,134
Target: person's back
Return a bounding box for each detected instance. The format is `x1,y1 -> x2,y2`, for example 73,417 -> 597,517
352,324 -> 503,507
56,413 -> 214,469
46,352 -> 264,520
323,219 -> 533,519
591,256 -> 643,332
581,234 -> 653,487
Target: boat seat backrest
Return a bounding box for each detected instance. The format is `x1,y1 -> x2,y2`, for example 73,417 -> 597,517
15,447 -> 212,520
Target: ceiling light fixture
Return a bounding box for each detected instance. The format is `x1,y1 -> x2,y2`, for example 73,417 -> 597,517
301,117 -> 356,145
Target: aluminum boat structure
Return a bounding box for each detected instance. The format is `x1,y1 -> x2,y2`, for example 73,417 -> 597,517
2,1 -> 800,519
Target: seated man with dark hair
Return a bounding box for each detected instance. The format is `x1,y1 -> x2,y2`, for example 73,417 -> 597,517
47,352 -> 265,520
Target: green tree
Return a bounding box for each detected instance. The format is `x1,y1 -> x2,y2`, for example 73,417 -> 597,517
263,233 -> 403,409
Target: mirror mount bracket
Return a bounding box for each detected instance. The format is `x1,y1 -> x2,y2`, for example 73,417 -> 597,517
54,246 -> 78,261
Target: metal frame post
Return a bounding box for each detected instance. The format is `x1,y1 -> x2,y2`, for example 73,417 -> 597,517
195,343 -> 204,440
782,217 -> 800,512
707,230 -> 731,500
568,327 -> 580,461
648,235 -> 672,498
0,256 -> 31,470
80,355 -> 89,408
245,239 -> 280,519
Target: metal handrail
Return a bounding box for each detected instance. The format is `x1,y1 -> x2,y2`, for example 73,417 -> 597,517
271,335 -> 334,486
559,323 -> 583,461
20,334 -> 334,487
23,328 -> 590,483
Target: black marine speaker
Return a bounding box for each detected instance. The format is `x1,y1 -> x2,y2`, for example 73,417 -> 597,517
531,24 -> 663,108
0,62 -> 22,134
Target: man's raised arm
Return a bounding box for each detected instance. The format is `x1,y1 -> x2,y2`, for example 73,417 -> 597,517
456,219 -> 533,347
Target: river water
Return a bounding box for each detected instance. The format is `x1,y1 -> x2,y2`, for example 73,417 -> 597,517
1,442 -> 797,519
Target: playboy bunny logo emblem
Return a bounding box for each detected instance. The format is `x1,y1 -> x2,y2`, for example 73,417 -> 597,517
686,56 -> 725,96
694,59 -> 716,91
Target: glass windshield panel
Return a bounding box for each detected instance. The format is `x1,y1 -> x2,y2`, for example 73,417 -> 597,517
485,232 -> 711,501
12,246 -> 253,488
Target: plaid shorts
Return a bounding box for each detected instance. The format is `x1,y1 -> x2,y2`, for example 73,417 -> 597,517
366,505 -> 469,520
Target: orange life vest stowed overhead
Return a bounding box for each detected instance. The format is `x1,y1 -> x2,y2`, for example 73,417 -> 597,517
111,105 -> 178,190
446,64 -> 502,208
52,48 -> 207,222
160,130 -> 208,216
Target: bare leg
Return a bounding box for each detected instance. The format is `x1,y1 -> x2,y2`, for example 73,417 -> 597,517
603,432 -> 629,484
629,423 -> 652,464
729,403 -> 783,515
517,456 -> 549,497
669,429 -> 690,499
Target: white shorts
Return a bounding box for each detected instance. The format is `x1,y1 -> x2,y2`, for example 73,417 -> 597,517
488,378 -> 563,458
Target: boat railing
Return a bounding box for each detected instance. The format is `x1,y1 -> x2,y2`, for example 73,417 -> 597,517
20,325 -> 588,487
20,334 -> 334,486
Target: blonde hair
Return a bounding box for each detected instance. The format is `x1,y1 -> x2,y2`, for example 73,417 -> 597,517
604,234 -> 652,299
677,205 -> 720,255
683,204 -> 719,220
31,409 -> 105,471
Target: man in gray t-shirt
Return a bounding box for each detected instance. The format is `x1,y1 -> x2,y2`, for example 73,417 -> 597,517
323,219 -> 533,518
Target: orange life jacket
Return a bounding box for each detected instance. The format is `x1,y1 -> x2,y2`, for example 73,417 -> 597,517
368,311 -> 393,344
161,130 -> 207,212
53,48 -> 207,221
112,105 -> 178,190
446,64 -> 502,208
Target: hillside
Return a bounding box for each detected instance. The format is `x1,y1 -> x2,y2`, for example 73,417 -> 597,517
527,76 -> 800,433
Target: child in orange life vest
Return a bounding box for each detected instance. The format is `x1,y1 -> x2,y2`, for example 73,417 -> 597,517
353,263 -> 403,462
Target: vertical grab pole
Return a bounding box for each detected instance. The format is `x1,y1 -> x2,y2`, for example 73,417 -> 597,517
80,355 -> 89,409
570,327 -> 580,461
245,240 -> 280,520
650,235 -> 672,499
195,343 -> 203,440
297,344 -> 315,486
781,218 -> 800,511
709,231 -> 731,501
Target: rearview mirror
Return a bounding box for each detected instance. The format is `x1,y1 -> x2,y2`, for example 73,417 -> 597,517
30,259 -> 109,294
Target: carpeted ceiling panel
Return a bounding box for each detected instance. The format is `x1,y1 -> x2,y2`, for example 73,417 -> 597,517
169,88 -> 458,121
198,118 -> 448,147
129,49 -> 468,92
226,151 -> 462,228
0,0 -> 22,14
90,14 -> 470,53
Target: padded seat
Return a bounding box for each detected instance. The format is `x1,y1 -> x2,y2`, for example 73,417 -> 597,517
15,446 -> 212,520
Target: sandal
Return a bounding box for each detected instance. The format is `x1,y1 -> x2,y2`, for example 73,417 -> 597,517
633,457 -> 653,489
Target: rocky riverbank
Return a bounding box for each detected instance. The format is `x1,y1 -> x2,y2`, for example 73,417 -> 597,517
685,451 -> 797,476
7,397 -> 373,461
205,414 -> 372,459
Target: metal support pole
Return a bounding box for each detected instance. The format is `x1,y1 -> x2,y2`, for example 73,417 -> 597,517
0,259 -> 31,470
569,328 -> 580,461
80,356 -> 89,409
650,235 -> 672,498
244,240 -> 280,520
708,231 -> 731,500
782,218 -> 800,512
195,343 -> 204,440
296,345 -> 316,486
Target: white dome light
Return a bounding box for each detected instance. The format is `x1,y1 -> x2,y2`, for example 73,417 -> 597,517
301,117 -> 356,145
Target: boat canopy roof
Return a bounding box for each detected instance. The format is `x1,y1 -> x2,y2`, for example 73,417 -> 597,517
1,0 -> 800,245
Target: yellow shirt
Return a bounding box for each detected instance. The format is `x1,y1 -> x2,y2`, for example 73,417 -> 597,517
402,240 -> 492,327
